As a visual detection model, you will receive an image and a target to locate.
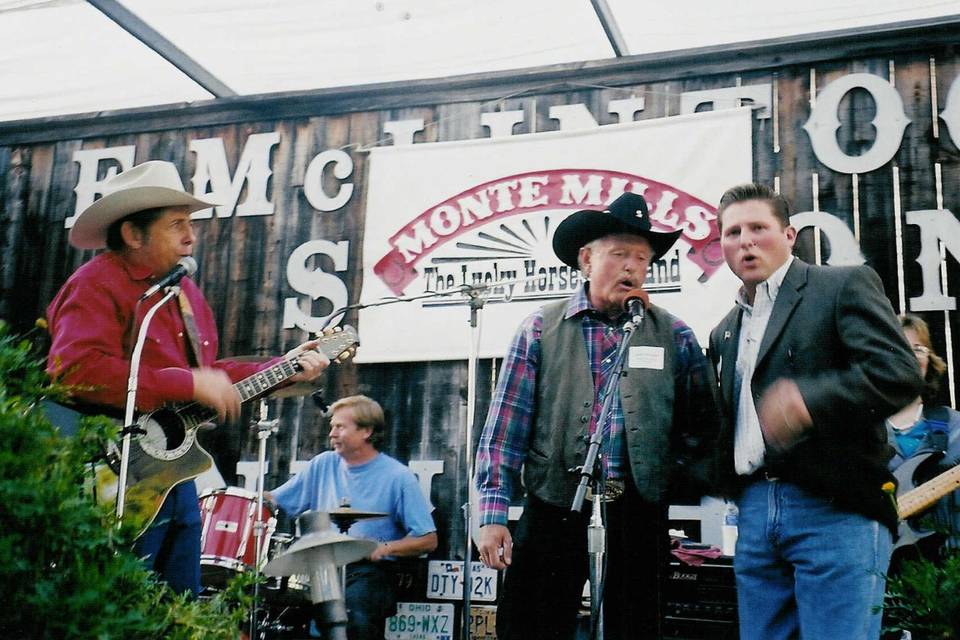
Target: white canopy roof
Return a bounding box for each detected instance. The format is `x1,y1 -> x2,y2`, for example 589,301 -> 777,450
2,0 -> 959,124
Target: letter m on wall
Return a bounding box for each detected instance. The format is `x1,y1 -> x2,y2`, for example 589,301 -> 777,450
190,132 -> 281,218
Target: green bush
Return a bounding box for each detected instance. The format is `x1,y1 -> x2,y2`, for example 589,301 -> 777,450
0,323 -> 252,639
883,550 -> 960,638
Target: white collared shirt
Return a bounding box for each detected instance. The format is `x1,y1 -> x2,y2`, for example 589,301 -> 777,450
733,256 -> 794,475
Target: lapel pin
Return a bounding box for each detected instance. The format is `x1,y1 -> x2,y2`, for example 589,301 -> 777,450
724,331 -> 731,340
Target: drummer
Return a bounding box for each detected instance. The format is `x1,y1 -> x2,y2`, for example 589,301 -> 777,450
266,395 -> 437,640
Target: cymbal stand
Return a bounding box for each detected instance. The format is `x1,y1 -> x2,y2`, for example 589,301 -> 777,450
251,399 -> 279,639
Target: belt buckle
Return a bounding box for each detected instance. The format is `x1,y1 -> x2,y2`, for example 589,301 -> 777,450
587,478 -> 625,502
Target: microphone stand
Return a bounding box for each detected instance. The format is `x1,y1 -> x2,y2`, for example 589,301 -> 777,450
459,286 -> 486,640
570,303 -> 644,640
116,286 -> 180,522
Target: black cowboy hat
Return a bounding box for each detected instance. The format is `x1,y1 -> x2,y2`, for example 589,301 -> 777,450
552,192 -> 683,269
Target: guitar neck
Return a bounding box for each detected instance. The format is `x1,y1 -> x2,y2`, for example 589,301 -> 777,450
180,357 -> 301,426
898,463 -> 960,519
234,358 -> 301,403
173,325 -> 358,427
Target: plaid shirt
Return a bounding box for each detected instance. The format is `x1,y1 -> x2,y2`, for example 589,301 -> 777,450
475,285 -> 714,526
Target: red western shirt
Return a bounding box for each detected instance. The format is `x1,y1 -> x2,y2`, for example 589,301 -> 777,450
46,251 -> 270,411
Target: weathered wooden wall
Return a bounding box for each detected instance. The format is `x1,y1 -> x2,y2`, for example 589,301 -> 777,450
1,19 -> 958,564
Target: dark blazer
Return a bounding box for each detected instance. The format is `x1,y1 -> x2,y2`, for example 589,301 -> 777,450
708,259 -> 923,531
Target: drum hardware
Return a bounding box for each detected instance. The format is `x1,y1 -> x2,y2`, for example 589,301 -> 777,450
262,534 -> 311,607
249,400 -> 280,640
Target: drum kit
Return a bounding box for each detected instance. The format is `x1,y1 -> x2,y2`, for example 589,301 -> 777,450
197,397 -> 386,639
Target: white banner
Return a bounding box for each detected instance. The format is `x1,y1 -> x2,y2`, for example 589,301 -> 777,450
358,109 -> 752,362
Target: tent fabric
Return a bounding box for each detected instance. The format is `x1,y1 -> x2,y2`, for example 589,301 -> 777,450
0,0 -> 958,124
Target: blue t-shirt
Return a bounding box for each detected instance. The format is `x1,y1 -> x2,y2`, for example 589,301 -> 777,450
894,419 -> 937,457
271,451 -> 436,546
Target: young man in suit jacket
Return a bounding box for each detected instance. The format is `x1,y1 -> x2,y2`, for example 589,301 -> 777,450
708,183 -> 923,639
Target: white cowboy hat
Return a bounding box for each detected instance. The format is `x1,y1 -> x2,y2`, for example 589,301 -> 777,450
69,160 -> 219,250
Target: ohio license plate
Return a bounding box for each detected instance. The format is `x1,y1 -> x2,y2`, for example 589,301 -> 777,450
385,602 -> 454,640
469,605 -> 497,640
427,560 -> 497,602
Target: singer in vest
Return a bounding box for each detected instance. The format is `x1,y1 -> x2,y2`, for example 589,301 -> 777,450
708,184 -> 923,639
475,193 -> 721,639
45,160 -> 329,595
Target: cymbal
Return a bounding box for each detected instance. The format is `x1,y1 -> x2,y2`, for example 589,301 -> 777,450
298,508 -> 388,535
328,507 -> 388,533
263,531 -> 377,577
328,507 -> 388,520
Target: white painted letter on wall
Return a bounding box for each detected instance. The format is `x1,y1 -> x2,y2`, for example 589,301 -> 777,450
190,132 -> 280,218
283,239 -> 350,332
69,146 -> 135,228
304,149 -> 355,212
803,73 -> 909,174
907,209 -> 960,312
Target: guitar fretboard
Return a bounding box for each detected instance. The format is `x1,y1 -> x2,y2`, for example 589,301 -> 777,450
899,464 -> 960,519
173,325 -> 356,427
235,358 -> 300,402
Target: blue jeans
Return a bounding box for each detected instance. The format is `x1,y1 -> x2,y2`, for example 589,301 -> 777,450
735,478 -> 893,640
132,482 -> 202,596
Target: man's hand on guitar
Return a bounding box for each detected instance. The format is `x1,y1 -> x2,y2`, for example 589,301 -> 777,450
285,339 -> 331,383
192,368 -> 242,422
478,524 -> 513,570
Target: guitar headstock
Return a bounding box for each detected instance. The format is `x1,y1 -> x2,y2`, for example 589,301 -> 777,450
316,325 -> 359,364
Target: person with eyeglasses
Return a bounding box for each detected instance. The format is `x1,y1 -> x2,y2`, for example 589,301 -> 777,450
887,313 -> 960,565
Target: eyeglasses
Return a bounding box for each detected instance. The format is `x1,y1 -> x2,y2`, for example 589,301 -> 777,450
912,345 -> 931,357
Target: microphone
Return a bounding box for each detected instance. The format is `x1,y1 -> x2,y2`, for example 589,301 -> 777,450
622,288 -> 648,320
139,256 -> 198,300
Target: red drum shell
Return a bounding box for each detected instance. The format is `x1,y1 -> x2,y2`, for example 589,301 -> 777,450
198,487 -> 275,586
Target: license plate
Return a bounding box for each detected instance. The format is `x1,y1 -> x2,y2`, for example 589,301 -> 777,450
469,605 -> 497,640
385,602 -> 454,640
427,561 -> 497,602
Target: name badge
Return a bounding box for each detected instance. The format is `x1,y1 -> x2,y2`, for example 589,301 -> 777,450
628,346 -> 664,370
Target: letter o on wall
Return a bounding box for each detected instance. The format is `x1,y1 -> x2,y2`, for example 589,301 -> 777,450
802,73 -> 910,175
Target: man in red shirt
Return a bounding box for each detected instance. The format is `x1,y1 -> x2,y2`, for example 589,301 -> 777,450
46,160 -> 329,595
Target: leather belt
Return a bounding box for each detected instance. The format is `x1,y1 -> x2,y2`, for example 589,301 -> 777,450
745,467 -> 781,483
586,478 -> 625,502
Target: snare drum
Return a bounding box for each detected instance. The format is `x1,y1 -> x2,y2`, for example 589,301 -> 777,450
198,487 -> 276,586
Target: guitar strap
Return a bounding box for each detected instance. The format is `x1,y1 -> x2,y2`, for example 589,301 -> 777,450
176,290 -> 205,367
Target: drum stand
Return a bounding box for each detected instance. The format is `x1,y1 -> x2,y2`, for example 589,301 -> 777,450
251,399 -> 279,639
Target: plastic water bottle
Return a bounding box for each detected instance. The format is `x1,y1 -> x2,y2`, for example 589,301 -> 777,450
721,502 -> 739,556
